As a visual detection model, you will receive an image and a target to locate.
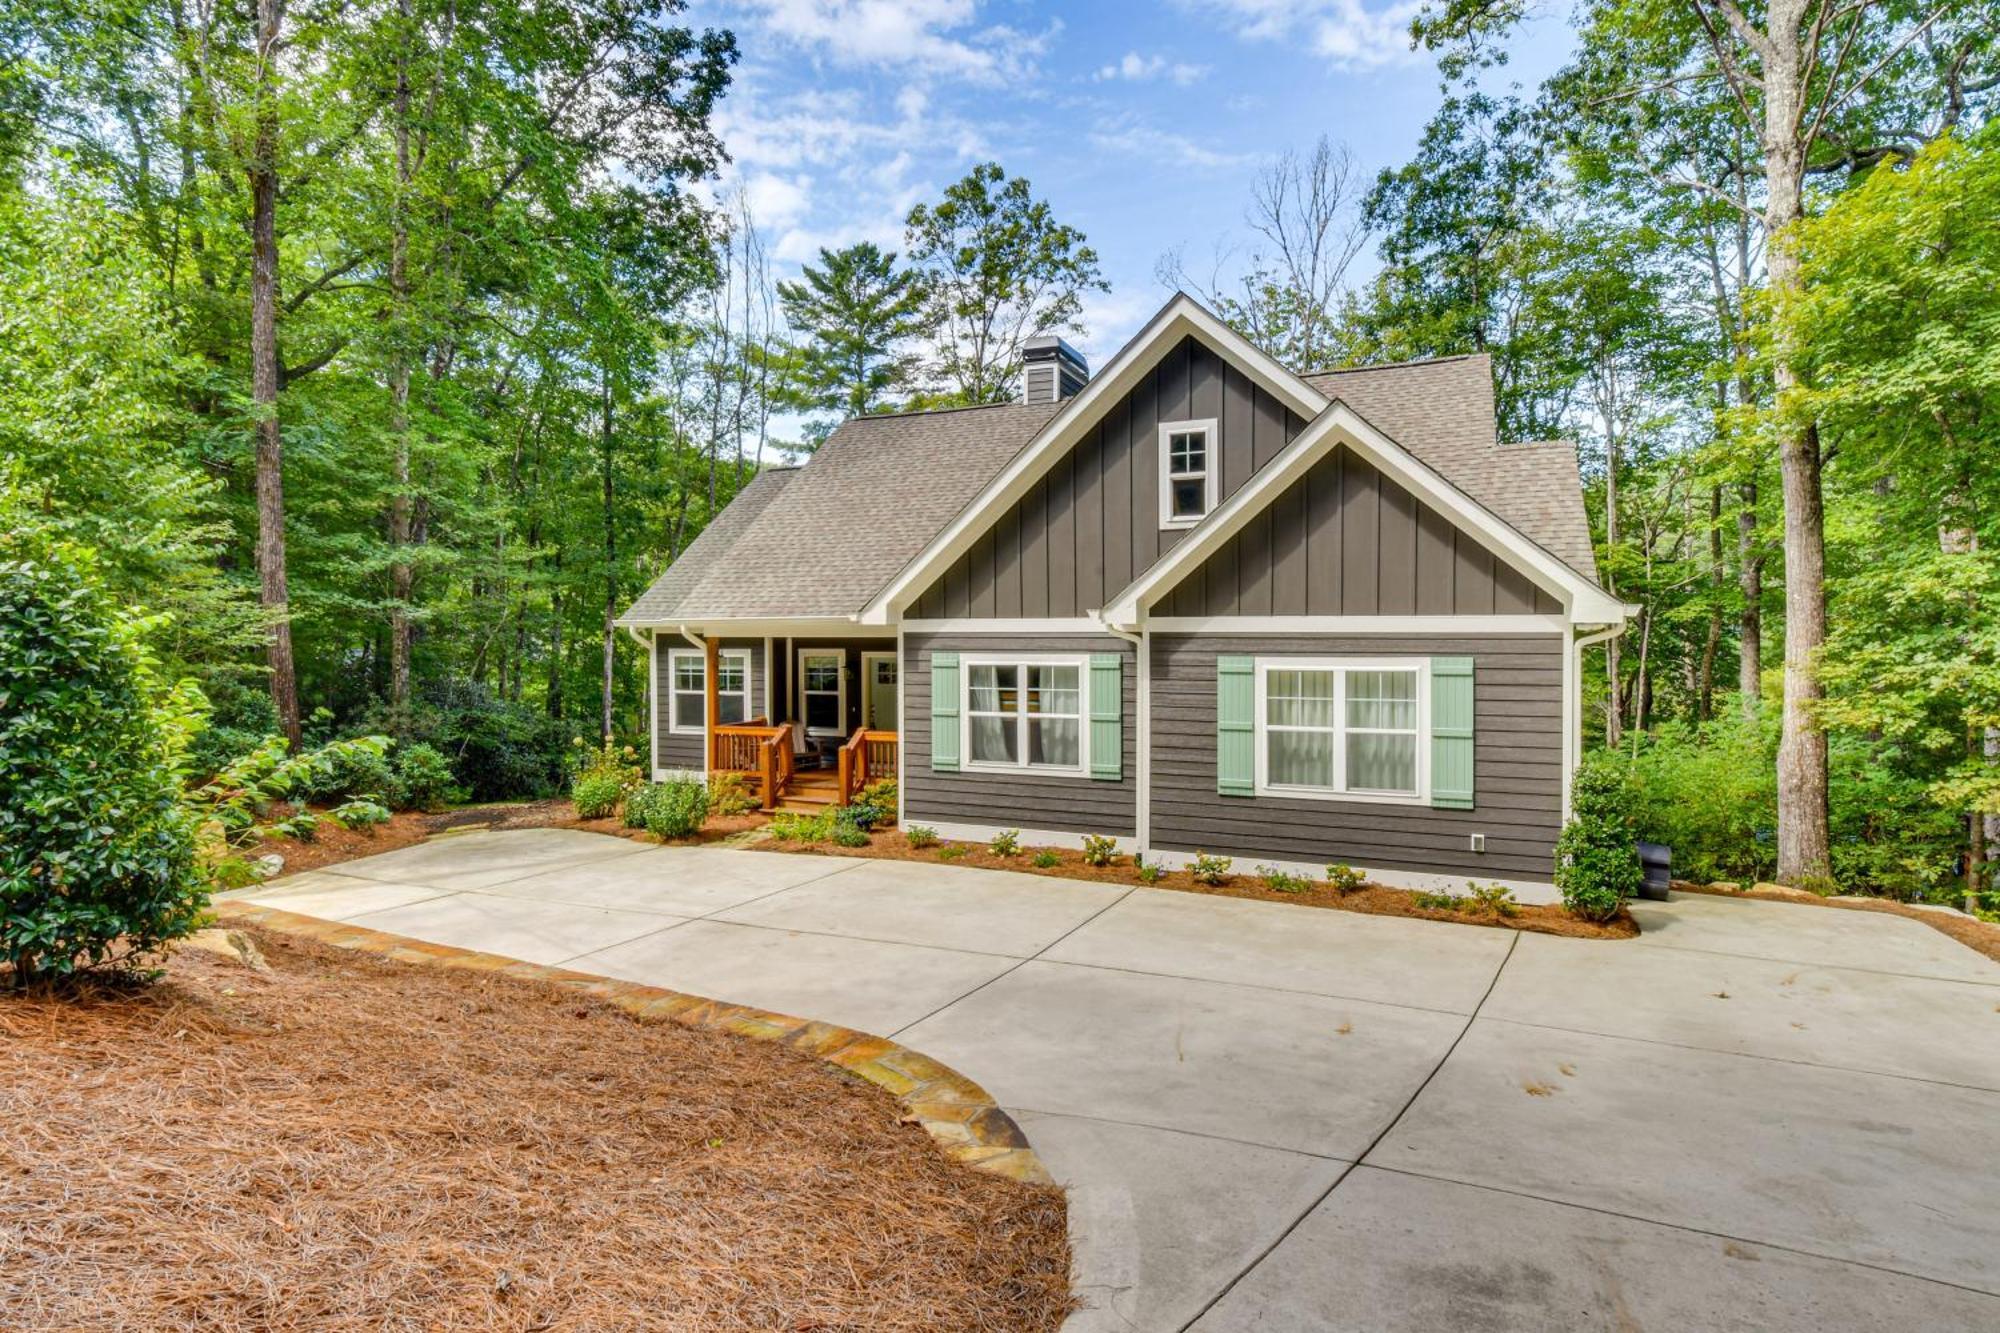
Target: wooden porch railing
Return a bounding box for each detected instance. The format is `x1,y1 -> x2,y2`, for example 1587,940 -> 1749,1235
837,729 -> 898,806
711,721 -> 795,812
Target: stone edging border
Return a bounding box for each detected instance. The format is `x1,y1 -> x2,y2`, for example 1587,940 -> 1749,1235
212,900 -> 1053,1187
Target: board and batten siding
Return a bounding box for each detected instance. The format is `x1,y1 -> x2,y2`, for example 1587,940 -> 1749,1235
1148,633 -> 1564,880
652,636 -> 763,773
902,632 -> 1138,837
1158,446 -> 1560,617
912,335 -> 1307,619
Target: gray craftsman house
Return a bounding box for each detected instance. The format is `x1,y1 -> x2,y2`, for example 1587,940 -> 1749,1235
617,294 -> 1629,898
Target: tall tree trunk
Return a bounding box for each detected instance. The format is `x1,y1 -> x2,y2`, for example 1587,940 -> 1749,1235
1699,484 -> 1723,722
600,374 -> 616,742
1761,6 -> 1831,883
250,0 -> 300,749
386,0 -> 415,722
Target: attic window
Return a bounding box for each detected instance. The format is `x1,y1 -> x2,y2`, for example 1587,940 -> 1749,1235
1158,419 -> 1218,529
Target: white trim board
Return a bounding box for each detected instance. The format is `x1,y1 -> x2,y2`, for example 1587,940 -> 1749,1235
1104,400 -> 1629,628
1148,615 -> 1567,635
861,294 -> 1330,624
901,618 -> 1115,635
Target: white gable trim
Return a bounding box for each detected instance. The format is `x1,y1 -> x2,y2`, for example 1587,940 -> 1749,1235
858,293 -> 1329,625
1102,401 -> 1629,627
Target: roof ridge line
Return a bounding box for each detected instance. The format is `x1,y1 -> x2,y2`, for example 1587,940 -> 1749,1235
1296,351 -> 1483,376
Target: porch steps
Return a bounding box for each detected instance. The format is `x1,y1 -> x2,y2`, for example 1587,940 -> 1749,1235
773,771 -> 843,815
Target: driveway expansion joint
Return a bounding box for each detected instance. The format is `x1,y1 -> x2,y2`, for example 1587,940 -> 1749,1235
214,899 -> 1055,1188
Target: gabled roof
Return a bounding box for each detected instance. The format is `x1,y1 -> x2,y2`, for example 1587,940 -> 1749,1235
616,401 -> 1057,624
1299,358 -> 1598,580
618,292 -> 1617,629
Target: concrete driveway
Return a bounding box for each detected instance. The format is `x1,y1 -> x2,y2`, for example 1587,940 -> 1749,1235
238,828 -> 2000,1331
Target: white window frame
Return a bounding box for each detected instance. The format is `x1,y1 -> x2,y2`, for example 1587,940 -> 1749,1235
1158,417 -> 1219,530
666,647 -> 751,735
961,652 -> 1091,777
796,648 -> 847,737
1252,656 -> 1430,805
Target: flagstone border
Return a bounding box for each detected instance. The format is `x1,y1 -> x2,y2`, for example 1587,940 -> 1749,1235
213,900 -> 1052,1186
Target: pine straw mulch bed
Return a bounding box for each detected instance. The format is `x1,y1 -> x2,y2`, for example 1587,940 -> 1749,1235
0,927 -> 1073,1333
1674,880 -> 2000,966
768,830 -> 1637,942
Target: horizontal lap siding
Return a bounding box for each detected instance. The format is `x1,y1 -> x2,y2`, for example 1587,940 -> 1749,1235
904,632 -> 1138,837
1148,633 -> 1564,880
653,637 -> 763,773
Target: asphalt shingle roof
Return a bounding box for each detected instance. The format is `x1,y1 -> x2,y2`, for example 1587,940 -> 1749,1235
622,349 -> 1602,624
1300,354 -> 1599,581
618,400 -> 1059,623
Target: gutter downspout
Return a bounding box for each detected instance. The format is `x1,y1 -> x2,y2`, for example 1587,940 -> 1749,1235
1567,622 -> 1626,820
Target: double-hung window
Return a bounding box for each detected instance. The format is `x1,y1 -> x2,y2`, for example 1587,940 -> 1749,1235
1158,418 -> 1218,528
1255,658 -> 1427,802
964,656 -> 1086,774
666,648 -> 749,733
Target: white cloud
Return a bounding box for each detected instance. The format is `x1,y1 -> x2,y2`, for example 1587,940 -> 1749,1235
1086,119 -> 1260,172
716,1 -> 1050,82
1182,0 -> 1423,71
1094,51 -> 1207,85
741,171 -> 814,229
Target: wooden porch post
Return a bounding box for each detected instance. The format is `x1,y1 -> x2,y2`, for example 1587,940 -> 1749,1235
704,635 -> 719,771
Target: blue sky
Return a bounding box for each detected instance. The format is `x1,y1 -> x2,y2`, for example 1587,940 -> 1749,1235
684,0 -> 1576,370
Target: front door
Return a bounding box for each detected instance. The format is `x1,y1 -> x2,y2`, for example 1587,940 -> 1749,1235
863,652 -> 898,731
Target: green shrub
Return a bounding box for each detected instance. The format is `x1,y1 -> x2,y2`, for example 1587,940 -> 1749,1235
830,811 -> 871,847
905,825 -> 939,849
844,794 -> 891,830
1623,716 -> 1775,884
1,527 -> 207,983
304,742 -> 397,807
411,679 -> 569,801
1031,849 -> 1061,868
1189,851 -> 1233,885
989,828 -> 1021,857
1135,858 -> 1163,884
1412,888 -> 1464,911
707,771 -> 759,817
391,742 -> 461,812
570,770 -> 624,820
1554,755 -> 1643,921
1080,834 -> 1119,867
187,735 -> 399,870
771,810 -> 834,842
1465,881 -> 1519,918
626,779 -> 709,839
184,674 -> 280,783
1324,863 -> 1365,893
1258,865 -> 1311,893
861,777 -> 898,817
937,844 -> 967,860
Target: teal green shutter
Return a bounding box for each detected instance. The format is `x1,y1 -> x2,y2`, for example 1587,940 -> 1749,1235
1088,653 -> 1123,781
1430,656 -> 1474,809
1216,655 -> 1255,797
931,652 -> 960,772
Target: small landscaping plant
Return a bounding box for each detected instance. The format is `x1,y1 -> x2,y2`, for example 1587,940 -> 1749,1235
1554,756 -> 1643,921
830,810 -> 871,847
1134,857 -> 1162,884
937,844 -> 967,860
989,828 -> 1022,857
706,771 -> 760,817
391,741 -> 461,811
1411,887 -> 1464,911
861,777 -> 898,817
771,810 -> 833,842
905,824 -> 939,849
1466,881 -> 1520,918
1080,833 -> 1119,867
1258,865 -> 1312,893
1188,851 -> 1233,886
569,737 -> 642,819
1324,863 -> 1365,893
1031,849 -> 1061,868
626,778 -> 709,839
